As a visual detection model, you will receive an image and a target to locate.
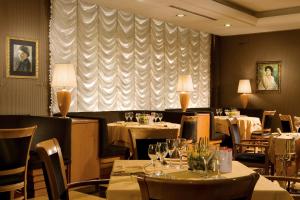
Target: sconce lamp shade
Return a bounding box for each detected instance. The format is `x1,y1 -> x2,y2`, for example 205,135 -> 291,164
237,79 -> 251,109
51,64 -> 77,87
237,79 -> 252,94
177,75 -> 194,92
51,64 -> 76,118
177,75 -> 194,112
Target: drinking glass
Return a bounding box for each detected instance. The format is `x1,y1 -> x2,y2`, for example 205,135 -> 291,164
129,112 -> 134,121
136,113 -> 141,123
125,112 -> 130,122
166,139 -> 176,167
151,112 -> 156,123
156,142 -> 168,165
158,113 -> 163,122
175,138 -> 187,169
148,144 -> 157,168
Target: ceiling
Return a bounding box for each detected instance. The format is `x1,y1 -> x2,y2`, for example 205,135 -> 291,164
90,0 -> 300,36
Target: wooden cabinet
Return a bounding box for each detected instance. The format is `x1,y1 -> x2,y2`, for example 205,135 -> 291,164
71,118 -> 100,182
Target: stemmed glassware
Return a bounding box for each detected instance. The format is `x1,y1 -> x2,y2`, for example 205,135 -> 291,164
175,138 -> 187,169
166,139 -> 176,166
129,112 -> 134,121
148,144 -> 157,169
158,113 -> 163,122
135,113 -> 141,123
216,108 -> 222,116
125,112 -> 130,122
156,142 -> 168,166
198,137 -> 215,177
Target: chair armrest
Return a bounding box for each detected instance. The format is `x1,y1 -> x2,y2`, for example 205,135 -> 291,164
68,179 -> 110,189
241,139 -> 269,143
235,143 -> 269,148
252,129 -> 271,134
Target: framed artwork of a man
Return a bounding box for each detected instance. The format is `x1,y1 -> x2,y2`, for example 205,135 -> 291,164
256,61 -> 281,92
6,37 -> 38,78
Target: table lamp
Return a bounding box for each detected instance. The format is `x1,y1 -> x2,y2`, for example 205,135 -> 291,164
177,75 -> 194,112
51,64 -> 77,118
237,79 -> 252,109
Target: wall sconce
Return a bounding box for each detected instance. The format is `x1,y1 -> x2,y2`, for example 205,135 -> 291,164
51,64 -> 77,118
237,79 -> 252,109
177,74 -> 194,112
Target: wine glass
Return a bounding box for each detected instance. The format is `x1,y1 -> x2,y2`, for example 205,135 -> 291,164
136,113 -> 141,123
148,144 -> 157,169
166,139 -> 176,167
158,113 -> 163,122
154,112 -> 159,123
156,142 -> 168,165
129,112 -> 134,121
175,138 -> 187,169
124,112 -> 129,122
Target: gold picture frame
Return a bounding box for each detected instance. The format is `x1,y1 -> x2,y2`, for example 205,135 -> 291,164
256,61 -> 281,92
6,37 -> 38,79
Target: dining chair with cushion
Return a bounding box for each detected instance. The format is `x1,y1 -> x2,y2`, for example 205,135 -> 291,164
251,110 -> 276,139
129,128 -> 178,160
179,115 -> 197,142
279,114 -> 295,133
0,126 -> 37,200
137,172 -> 259,200
228,119 -> 271,174
35,138 -> 109,200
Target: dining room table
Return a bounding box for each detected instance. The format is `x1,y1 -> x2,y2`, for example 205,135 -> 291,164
214,115 -> 262,139
107,121 -> 180,152
106,160 -> 292,200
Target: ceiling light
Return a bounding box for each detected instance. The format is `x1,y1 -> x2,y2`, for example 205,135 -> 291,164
224,23 -> 231,27
176,14 -> 185,17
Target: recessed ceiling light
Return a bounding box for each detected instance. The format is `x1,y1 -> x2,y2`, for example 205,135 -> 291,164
176,14 -> 185,17
224,23 -> 231,27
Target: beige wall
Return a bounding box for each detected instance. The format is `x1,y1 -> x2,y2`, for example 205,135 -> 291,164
0,0 -> 50,115
215,29 -> 300,115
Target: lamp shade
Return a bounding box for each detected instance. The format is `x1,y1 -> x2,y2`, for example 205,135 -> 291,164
177,75 -> 194,92
237,79 -> 252,94
51,64 -> 77,87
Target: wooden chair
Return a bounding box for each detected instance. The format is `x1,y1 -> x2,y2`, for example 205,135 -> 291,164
0,126 -> 36,200
279,114 -> 295,132
228,119 -> 271,174
137,172 -> 259,200
251,110 -> 276,139
35,138 -> 109,200
129,128 -> 178,160
179,115 -> 197,142
264,175 -> 300,200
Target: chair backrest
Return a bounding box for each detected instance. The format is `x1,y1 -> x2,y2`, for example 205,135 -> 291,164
180,115 -> 197,142
129,128 -> 178,160
294,116 -> 300,132
0,126 -> 36,198
227,119 -> 241,145
262,111 -> 276,130
279,114 -> 294,132
137,172 -> 259,200
35,138 -> 69,200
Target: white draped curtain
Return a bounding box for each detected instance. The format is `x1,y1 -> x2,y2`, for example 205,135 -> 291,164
50,0 -> 211,113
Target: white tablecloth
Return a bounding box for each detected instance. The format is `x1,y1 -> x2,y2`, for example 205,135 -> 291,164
107,160 -> 292,200
107,122 -> 180,152
214,116 -> 262,139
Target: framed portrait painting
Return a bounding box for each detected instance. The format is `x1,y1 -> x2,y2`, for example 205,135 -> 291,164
256,61 -> 281,92
6,37 -> 38,78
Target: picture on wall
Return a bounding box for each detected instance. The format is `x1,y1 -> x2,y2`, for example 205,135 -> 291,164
256,61 -> 281,92
6,37 -> 38,78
